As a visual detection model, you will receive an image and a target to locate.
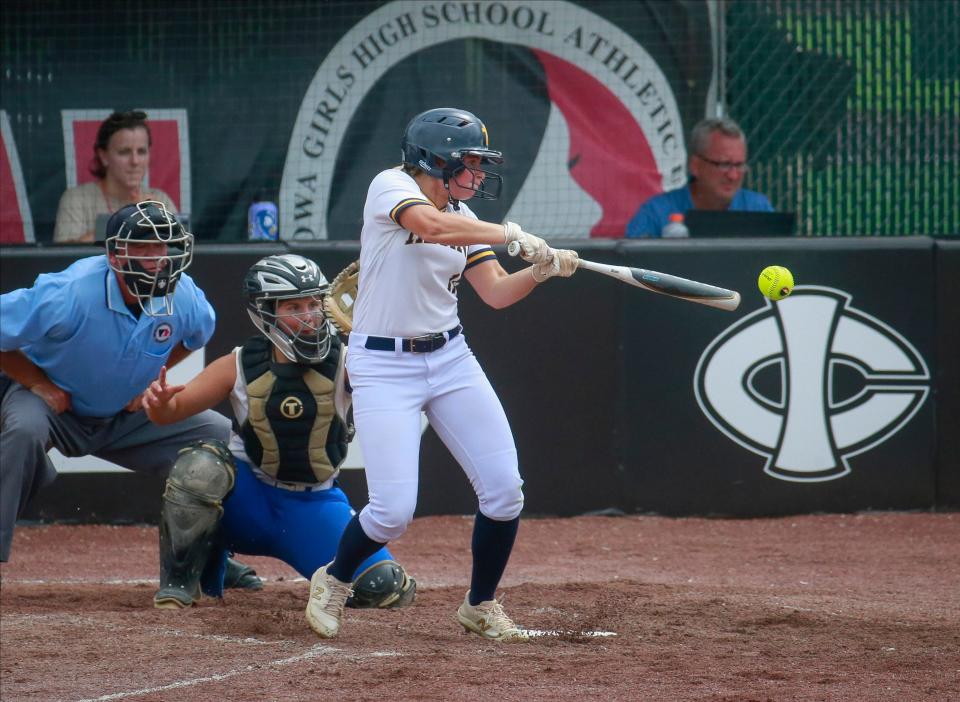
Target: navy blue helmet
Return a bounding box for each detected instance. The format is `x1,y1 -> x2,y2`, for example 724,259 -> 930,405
401,108 -> 503,200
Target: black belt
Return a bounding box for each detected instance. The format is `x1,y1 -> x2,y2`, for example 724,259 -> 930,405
364,325 -> 462,353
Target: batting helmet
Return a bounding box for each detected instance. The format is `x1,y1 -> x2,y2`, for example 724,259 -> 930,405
401,107 -> 503,200
105,200 -> 193,317
243,254 -> 333,363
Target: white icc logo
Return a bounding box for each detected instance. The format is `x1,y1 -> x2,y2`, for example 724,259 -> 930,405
694,287 -> 929,483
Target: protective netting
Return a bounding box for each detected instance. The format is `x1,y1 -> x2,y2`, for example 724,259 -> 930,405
1,0 -> 955,241
725,0 -> 958,236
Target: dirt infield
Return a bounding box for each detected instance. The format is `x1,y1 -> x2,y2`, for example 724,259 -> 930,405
1,513 -> 958,701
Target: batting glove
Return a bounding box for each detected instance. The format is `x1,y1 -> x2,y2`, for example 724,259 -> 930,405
532,248 -> 579,283
503,222 -> 553,265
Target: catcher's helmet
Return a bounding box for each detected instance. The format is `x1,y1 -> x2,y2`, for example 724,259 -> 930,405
105,200 -> 193,317
243,254 -> 333,363
401,107 -> 503,200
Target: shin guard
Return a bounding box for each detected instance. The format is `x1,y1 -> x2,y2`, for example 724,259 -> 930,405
155,440 -> 235,609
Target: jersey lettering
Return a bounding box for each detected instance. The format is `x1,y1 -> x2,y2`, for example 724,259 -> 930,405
357,169 -> 483,335
447,272 -> 462,294
403,232 -> 468,259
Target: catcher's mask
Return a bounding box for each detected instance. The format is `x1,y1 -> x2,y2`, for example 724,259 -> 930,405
401,107 -> 503,200
105,200 -> 193,317
243,254 -> 333,364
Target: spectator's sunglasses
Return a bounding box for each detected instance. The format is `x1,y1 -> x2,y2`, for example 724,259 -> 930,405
108,110 -> 148,122
695,155 -> 750,173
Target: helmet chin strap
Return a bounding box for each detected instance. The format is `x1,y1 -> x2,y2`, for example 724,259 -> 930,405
442,176 -> 461,211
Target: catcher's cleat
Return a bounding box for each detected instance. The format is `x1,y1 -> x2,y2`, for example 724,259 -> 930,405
456,591 -> 529,642
223,558 -> 264,591
305,563 -> 354,639
154,585 -> 199,610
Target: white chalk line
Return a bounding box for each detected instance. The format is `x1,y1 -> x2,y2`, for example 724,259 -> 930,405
3,576 -> 307,585
523,629 -> 617,638
4,612 -> 403,702
4,612 -> 618,642
68,643 -> 401,702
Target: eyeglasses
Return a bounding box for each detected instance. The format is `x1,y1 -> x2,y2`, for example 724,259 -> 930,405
696,155 -> 750,173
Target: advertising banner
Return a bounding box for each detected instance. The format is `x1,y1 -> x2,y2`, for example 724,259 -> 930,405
0,1 -> 712,243
0,239 -> 945,520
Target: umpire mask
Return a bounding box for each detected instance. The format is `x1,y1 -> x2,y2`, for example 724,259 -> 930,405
105,201 -> 194,316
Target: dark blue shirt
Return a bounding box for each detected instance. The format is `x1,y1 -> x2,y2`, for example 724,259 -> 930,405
626,183 -> 774,238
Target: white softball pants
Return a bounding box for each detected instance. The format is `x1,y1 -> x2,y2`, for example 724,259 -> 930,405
346,332 -> 523,543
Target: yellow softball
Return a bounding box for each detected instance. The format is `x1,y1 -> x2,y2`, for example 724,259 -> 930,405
758,265 -> 794,301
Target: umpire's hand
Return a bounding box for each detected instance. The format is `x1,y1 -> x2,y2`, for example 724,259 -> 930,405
124,392 -> 145,413
30,380 -> 71,414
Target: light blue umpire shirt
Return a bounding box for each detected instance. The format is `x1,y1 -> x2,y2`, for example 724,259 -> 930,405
0,255 -> 215,417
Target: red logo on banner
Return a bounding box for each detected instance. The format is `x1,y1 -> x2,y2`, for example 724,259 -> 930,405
534,50 -> 662,238
0,110 -> 34,244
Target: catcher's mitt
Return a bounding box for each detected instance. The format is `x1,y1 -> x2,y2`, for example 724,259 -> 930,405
323,260 -> 359,334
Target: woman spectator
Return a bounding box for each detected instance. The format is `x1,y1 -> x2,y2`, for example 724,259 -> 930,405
54,110 -> 175,243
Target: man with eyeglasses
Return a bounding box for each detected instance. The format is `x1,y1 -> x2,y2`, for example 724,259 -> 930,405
625,118 -> 773,238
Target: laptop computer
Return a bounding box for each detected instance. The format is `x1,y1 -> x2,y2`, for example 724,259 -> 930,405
95,213 -> 191,241
684,210 -> 796,238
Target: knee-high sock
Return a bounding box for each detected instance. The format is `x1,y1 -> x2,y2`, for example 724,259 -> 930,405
329,515 -> 384,583
469,512 -> 520,605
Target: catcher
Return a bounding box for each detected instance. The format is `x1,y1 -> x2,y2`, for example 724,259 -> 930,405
141,253 -> 414,610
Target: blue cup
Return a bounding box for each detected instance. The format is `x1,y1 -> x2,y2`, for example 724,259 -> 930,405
248,201 -> 278,241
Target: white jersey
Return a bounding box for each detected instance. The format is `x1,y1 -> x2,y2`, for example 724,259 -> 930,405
352,168 -> 496,338
227,349 -> 253,464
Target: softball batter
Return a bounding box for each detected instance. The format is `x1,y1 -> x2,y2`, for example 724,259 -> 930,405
304,107 -> 578,642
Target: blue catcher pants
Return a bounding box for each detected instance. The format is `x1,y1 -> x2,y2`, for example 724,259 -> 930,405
203,458 -> 394,596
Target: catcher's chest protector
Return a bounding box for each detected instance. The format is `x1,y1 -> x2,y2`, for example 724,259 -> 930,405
239,336 -> 349,483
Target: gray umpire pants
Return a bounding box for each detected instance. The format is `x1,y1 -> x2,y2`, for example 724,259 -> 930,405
0,381 -> 231,562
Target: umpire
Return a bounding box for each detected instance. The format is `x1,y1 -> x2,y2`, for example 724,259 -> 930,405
0,201 -> 258,589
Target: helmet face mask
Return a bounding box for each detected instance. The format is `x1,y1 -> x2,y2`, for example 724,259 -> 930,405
243,254 -> 333,364
401,108 -> 503,200
255,294 -> 330,363
105,201 -> 193,316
